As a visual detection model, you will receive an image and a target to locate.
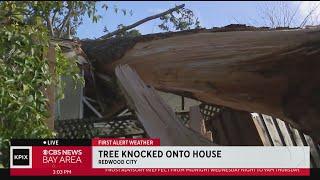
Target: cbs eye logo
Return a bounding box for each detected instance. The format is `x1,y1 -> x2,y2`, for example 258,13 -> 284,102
10,146 -> 32,168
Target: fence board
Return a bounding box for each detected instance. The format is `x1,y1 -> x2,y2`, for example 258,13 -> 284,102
261,114 -> 283,146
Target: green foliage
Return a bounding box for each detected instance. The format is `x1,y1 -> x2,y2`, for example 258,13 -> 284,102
54,45 -> 84,100
123,29 -> 141,37
115,24 -> 141,38
56,1 -> 101,37
159,6 -> 201,31
102,5 -> 133,34
0,1 -> 83,167
0,1 -> 101,38
111,4 -> 133,16
45,1 -> 131,38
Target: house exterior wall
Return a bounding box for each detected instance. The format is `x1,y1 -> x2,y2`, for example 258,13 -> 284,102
55,70 -> 84,120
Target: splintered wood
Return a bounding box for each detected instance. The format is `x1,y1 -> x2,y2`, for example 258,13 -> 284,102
115,64 -> 214,146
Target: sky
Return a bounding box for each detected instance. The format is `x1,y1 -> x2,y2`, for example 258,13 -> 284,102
77,1 -> 320,39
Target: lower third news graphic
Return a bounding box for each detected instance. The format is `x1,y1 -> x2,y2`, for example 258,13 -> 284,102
9,138 -> 311,176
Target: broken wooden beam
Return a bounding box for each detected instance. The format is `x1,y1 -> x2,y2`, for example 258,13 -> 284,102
115,64 -> 214,145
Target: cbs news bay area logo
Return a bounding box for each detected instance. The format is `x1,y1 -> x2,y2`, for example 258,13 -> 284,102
42,149 -> 83,164
10,147 -> 32,168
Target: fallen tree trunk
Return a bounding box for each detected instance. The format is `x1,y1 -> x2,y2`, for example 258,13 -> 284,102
83,26 -> 320,141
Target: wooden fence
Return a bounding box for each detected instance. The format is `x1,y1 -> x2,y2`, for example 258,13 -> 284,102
252,113 -> 320,168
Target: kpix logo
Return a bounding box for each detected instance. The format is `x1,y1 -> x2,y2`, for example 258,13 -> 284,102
10,146 -> 32,168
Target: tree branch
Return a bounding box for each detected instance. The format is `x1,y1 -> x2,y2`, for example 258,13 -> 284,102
51,8 -> 59,29
46,15 -> 54,37
299,3 -> 320,28
98,4 -> 185,40
287,2 -> 301,27
57,3 -> 73,38
66,21 -> 71,39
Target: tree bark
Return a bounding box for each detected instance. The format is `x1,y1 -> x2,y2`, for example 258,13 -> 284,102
98,4 -> 185,40
83,27 -> 320,141
44,44 -> 56,130
57,3 -> 73,38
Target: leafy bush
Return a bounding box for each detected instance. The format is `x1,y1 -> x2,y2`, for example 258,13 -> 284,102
0,1 -> 81,167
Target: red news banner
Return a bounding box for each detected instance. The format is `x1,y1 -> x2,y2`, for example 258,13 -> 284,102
10,138 -> 310,176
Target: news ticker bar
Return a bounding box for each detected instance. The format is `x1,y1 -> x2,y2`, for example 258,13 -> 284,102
10,138 -> 310,176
